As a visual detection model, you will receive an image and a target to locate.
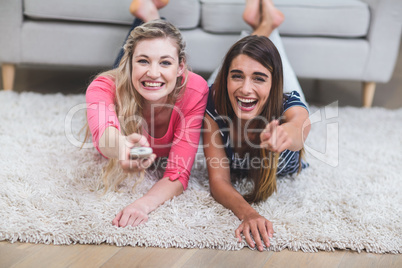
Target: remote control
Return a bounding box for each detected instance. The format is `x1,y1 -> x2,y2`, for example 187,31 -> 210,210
130,147 -> 153,160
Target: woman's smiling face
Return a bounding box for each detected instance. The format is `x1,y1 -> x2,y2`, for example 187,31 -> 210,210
227,54 -> 272,121
131,37 -> 184,105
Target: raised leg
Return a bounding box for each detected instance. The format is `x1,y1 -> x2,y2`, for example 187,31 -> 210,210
362,81 -> 376,108
243,0 -> 262,29
129,0 -> 169,22
247,0 -> 285,37
2,63 -> 16,90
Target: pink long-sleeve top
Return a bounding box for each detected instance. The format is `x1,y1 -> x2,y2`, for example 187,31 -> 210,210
86,71 -> 209,190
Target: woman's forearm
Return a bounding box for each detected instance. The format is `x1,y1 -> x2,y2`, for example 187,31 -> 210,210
279,107 -> 311,152
113,177 -> 183,227
137,177 -> 184,213
98,126 -> 124,159
281,122 -> 305,151
210,179 -> 257,220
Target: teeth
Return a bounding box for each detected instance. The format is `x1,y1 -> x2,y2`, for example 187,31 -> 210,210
144,82 -> 162,87
237,97 -> 256,103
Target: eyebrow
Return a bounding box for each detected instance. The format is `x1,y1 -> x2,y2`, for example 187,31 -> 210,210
134,54 -> 175,60
230,69 -> 269,78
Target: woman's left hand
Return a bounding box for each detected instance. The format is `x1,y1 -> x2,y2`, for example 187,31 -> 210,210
260,120 -> 292,153
112,178 -> 183,228
112,200 -> 150,227
235,211 -> 274,251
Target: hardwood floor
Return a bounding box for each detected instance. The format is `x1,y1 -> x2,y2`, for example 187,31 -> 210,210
1,241 -> 401,268
1,40 -> 401,267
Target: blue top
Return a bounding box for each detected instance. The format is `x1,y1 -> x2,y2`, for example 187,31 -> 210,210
205,89 -> 309,177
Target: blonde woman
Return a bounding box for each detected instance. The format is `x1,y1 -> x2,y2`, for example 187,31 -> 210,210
86,20 -> 209,227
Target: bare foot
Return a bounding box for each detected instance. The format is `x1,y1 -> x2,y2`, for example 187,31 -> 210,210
152,0 -> 170,9
265,0 -> 284,30
243,0 -> 261,29
129,0 -> 167,22
251,0 -> 285,36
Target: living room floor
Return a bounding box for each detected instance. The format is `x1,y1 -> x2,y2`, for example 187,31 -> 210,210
1,40 -> 401,267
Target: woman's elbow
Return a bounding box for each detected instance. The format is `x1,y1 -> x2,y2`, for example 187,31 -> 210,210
302,118 -> 311,142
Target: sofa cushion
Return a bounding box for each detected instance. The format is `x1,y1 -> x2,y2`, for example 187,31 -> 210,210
23,0 -> 200,29
201,0 -> 370,37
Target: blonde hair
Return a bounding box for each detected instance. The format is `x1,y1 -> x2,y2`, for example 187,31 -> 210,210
84,20 -> 188,192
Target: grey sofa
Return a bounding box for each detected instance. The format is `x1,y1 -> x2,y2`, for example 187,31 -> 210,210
1,0 -> 401,107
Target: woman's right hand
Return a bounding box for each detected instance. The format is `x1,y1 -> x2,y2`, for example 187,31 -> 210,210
235,211 -> 274,251
119,133 -> 156,173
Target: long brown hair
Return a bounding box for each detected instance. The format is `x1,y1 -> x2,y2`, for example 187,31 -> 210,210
212,35 -> 284,203
83,19 -> 188,192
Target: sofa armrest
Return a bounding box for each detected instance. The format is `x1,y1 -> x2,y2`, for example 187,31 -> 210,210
360,0 -> 402,82
0,0 -> 23,63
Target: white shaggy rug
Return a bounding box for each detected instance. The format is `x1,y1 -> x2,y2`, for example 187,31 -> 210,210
0,91 -> 401,253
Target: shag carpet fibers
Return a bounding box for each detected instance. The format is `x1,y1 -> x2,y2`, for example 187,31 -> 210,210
0,91 -> 401,253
